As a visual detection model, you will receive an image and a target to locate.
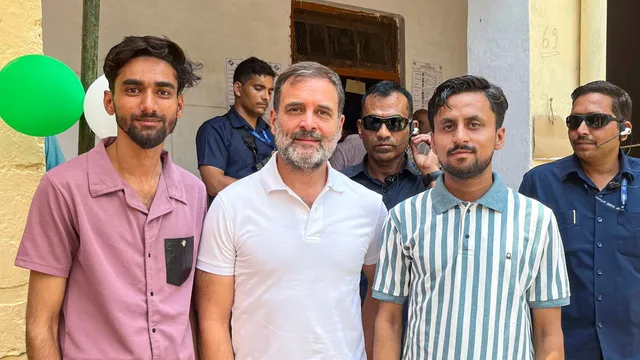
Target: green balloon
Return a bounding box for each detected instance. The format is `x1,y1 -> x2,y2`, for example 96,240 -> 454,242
0,55 -> 85,137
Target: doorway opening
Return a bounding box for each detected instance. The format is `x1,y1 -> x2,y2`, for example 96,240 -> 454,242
607,0 -> 640,157
290,1 -> 402,141
339,75 -> 386,141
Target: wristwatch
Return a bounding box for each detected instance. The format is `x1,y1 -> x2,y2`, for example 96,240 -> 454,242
423,170 -> 442,187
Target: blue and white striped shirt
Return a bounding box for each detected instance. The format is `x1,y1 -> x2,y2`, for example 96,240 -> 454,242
373,173 -> 571,360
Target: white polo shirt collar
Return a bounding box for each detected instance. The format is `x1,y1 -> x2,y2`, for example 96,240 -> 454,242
260,152 -> 345,194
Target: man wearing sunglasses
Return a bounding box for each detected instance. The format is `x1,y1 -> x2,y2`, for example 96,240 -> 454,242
342,81 -> 441,211
341,81 -> 441,346
520,80 -> 639,360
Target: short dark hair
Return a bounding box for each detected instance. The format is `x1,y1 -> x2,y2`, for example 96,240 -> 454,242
233,57 -> 277,84
571,80 -> 632,122
427,75 -> 508,131
103,35 -> 202,95
413,108 -> 428,119
361,81 -> 413,117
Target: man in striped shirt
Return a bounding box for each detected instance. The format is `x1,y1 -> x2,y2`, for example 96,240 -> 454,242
373,75 -> 571,360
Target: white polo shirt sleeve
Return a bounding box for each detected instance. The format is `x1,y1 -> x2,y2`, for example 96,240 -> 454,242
364,201 -> 388,266
527,209 -> 571,308
196,195 -> 236,276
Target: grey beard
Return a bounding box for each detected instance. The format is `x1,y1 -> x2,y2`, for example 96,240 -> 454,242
273,121 -> 340,173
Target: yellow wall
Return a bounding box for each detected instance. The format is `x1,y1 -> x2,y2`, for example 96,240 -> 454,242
0,0 -> 45,359
529,0 -> 581,168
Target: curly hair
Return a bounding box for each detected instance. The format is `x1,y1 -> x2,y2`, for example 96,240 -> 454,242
103,35 -> 202,94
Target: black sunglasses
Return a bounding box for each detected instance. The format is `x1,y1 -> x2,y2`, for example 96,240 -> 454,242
565,113 -> 622,130
361,115 -> 410,132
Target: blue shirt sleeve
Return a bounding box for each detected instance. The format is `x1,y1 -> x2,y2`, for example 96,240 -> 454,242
44,136 -> 66,172
518,171 -> 537,199
196,120 -> 228,171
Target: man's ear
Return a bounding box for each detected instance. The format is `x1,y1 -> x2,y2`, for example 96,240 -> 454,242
177,94 -> 184,119
233,81 -> 243,97
495,126 -> 506,150
269,108 -> 277,130
357,119 -> 363,138
621,120 -> 632,142
431,131 -> 438,155
104,90 -> 115,115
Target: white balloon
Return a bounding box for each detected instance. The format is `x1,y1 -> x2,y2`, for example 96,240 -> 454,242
83,75 -> 117,139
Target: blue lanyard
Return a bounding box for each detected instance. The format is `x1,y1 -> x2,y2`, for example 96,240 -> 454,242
621,177 -> 628,211
588,177 -> 629,211
248,128 -> 273,146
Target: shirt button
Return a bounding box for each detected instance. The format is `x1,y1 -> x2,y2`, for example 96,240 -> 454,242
598,322 -> 603,328
597,242 -> 603,248
597,269 -> 603,275
597,294 -> 603,301
148,253 -> 151,258
152,328 -> 156,333
467,209 -> 471,214
465,234 -> 470,239
597,217 -> 603,223
150,291 -> 154,296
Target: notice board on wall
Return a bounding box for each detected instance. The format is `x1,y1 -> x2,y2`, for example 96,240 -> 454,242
533,115 -> 573,160
411,61 -> 443,111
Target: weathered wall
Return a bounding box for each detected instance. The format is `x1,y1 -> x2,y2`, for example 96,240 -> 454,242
529,0 -> 581,167
43,0 -> 467,176
0,1 -> 45,359
467,0 -> 583,176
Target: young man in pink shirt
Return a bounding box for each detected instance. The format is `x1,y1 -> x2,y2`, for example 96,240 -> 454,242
15,35 -> 206,360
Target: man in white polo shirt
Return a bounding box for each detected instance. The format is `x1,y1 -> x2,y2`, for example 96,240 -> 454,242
195,61 -> 387,360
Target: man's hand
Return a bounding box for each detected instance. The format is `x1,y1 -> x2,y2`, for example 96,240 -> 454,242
410,134 -> 439,175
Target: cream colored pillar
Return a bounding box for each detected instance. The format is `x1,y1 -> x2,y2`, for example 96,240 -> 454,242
528,0 -> 581,167
580,0 -> 607,84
